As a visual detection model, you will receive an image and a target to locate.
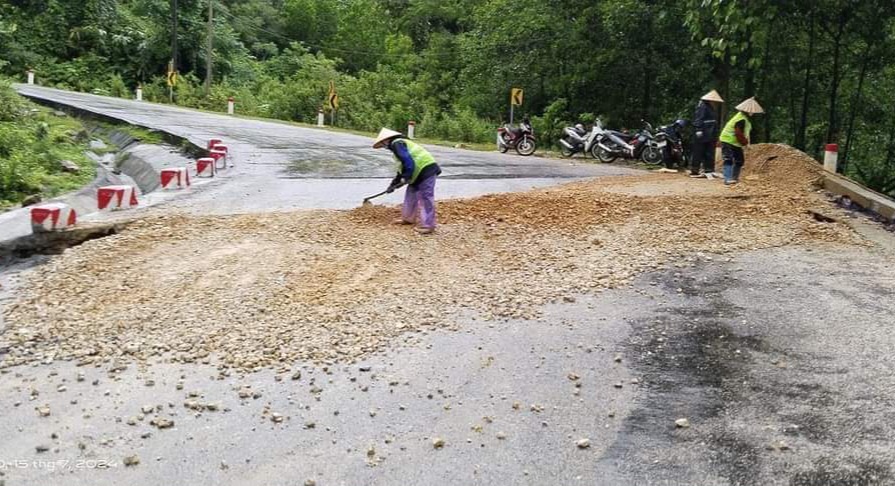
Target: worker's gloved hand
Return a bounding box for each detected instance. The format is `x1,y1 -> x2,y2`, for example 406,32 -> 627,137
387,175 -> 403,193
695,131 -> 704,138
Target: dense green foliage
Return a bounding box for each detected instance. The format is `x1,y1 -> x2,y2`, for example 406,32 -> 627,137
0,81 -> 95,208
2,0 -> 894,195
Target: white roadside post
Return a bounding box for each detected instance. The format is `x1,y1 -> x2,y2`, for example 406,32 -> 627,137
824,144 -> 839,173
227,96 -> 235,115
135,84 -> 143,101
408,120 -> 416,139
26,69 -> 35,85
317,109 -> 325,127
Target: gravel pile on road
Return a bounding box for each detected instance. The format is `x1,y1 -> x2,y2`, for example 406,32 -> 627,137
734,143 -> 825,189
1,151 -> 857,371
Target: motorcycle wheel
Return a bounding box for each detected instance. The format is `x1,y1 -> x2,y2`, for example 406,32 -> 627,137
560,146 -> 575,158
516,136 -> 536,156
593,145 -> 617,163
640,146 -> 663,165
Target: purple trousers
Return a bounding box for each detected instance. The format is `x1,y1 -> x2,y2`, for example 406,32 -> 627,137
402,175 -> 437,228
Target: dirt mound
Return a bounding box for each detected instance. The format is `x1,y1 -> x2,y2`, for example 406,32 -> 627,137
741,144 -> 825,189
349,186 -> 638,230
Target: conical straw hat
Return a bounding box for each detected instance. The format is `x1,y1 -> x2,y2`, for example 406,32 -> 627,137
736,97 -> 764,114
701,90 -> 724,102
373,128 -> 402,148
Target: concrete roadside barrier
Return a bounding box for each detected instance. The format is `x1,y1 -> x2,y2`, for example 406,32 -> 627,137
97,185 -> 138,211
824,172 -> 895,222
209,149 -> 227,170
26,69 -> 35,85
196,157 -> 215,177
824,144 -> 838,173
408,120 -> 416,139
227,97 -> 235,115
160,168 -> 191,190
31,203 -> 77,233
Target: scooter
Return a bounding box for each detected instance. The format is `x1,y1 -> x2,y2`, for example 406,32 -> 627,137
593,121 -> 663,165
558,120 -> 606,158
497,119 -> 537,156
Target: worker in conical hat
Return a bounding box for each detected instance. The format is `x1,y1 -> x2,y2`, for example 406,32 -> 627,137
372,128 -> 442,234
719,97 -> 765,185
690,90 -> 725,179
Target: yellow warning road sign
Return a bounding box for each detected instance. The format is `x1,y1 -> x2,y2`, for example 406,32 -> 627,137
511,88 -> 523,106
328,81 -> 339,110
166,60 -> 178,87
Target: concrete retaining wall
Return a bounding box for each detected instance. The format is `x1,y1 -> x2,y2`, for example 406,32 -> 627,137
824,173 -> 895,222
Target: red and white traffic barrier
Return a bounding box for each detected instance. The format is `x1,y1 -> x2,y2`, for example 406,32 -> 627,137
824,144 -> 838,173
408,121 -> 416,139
31,203 -> 76,233
196,157 -> 215,177
97,185 -> 138,211
160,168 -> 191,190
209,149 -> 228,169
207,139 -> 222,150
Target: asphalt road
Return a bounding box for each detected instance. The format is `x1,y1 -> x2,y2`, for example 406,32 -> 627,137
13,85 -> 638,213
3,86 -> 895,486
2,241 -> 895,486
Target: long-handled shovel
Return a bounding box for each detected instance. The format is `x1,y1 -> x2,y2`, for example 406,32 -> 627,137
362,183 -> 405,206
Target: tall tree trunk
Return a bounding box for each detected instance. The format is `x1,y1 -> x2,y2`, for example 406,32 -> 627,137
841,54 -> 870,174
795,10 -> 815,150
642,65 -> 652,121
757,15 -> 777,142
743,33 -> 755,98
713,50 -> 731,122
825,13 -> 849,145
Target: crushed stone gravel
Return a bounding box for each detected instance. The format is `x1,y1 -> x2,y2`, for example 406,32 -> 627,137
0,144 -> 859,371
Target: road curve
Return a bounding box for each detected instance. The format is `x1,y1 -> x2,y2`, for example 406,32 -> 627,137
14,84 -> 639,213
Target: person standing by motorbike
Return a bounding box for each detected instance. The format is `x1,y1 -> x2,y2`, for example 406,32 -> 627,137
373,128 -> 442,234
690,90 -> 724,179
719,98 -> 764,185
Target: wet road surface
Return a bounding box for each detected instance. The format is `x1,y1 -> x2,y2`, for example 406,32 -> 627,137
4,86 -> 895,485
2,243 -> 895,486
13,85 -> 638,212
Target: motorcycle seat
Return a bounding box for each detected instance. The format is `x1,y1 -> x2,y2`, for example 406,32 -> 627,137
606,130 -> 633,141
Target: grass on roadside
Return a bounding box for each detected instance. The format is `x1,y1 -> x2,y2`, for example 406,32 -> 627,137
0,81 -> 96,209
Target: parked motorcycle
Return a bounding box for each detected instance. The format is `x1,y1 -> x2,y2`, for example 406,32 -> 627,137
593,121 -> 663,165
558,120 -> 605,158
497,119 -> 537,156
658,120 -> 688,170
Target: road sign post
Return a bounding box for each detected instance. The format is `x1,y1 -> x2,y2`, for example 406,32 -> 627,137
510,88 -> 523,124
167,60 -> 178,103
327,81 -> 339,127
